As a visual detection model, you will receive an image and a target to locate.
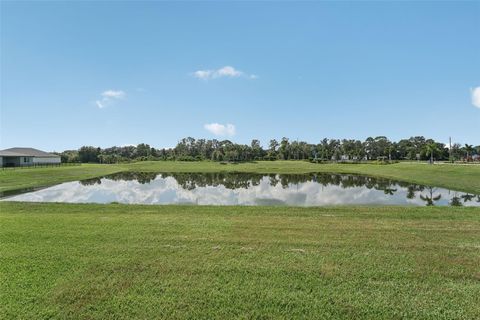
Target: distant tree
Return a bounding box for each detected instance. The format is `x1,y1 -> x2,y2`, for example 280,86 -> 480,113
425,142 -> 439,164
464,144 -> 474,161
363,137 -> 375,160
136,143 -> 151,158
269,139 -> 279,152
329,139 -> 341,161
386,144 -> 396,161
278,138 -> 290,160
250,139 -> 263,160
266,139 -> 279,160
317,138 -> 330,161
66,136 -> 475,164
374,136 -> 391,159
60,150 -> 79,163
451,143 -> 463,161
78,146 -> 100,163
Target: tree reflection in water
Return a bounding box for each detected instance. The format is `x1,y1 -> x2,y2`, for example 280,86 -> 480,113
79,172 -> 479,207
419,187 -> 442,206
79,177 -> 102,186
450,194 -> 463,207
406,185 -> 425,199
461,194 -> 476,203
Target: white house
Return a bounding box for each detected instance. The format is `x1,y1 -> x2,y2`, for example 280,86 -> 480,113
0,148 -> 61,167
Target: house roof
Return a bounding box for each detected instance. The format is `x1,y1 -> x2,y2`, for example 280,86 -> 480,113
0,148 -> 59,158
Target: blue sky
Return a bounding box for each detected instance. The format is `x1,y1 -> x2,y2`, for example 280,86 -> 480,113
1,1 -> 479,151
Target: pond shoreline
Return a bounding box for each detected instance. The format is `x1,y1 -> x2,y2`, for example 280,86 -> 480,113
3,172 -> 479,207
1,161 -> 480,196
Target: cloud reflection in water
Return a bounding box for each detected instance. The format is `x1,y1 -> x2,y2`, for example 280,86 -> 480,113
4,172 -> 480,207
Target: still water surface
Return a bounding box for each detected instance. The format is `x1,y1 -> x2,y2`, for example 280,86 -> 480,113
3,172 -> 479,206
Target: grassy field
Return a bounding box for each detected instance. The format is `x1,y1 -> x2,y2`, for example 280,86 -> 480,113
0,164 -> 121,196
1,202 -> 479,319
1,161 -> 480,195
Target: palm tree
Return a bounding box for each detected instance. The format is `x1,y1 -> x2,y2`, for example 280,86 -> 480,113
425,142 -> 439,164
464,144 -> 474,161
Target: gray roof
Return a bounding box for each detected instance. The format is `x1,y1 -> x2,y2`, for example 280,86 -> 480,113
0,148 -> 59,158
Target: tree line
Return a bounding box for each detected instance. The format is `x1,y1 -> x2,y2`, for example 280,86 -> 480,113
58,136 -> 480,164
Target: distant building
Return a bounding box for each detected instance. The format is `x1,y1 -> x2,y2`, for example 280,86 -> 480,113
0,148 -> 61,167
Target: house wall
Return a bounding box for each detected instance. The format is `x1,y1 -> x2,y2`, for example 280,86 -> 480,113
33,157 -> 61,164
20,156 -> 33,166
0,157 -> 3,167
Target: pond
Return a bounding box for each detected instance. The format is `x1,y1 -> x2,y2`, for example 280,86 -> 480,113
2,172 -> 479,206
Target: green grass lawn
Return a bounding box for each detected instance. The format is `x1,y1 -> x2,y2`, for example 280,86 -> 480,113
1,162 -> 479,318
1,202 -> 479,319
1,161 -> 480,194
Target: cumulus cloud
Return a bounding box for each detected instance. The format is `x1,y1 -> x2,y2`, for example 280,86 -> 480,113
96,90 -> 126,108
471,87 -> 480,109
102,90 -> 125,99
193,70 -> 214,80
192,66 -> 256,80
216,66 -> 242,77
204,123 -> 236,136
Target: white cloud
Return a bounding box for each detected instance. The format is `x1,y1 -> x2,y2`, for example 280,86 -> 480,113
204,123 -> 236,136
193,70 -> 214,80
95,89 -> 126,108
216,66 -> 242,77
102,90 -> 125,99
471,87 -> 480,109
192,66 -> 256,80
95,100 -> 106,108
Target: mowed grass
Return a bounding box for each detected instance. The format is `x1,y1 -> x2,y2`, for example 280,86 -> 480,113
1,161 -> 480,194
1,202 -> 479,319
0,164 -> 121,195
